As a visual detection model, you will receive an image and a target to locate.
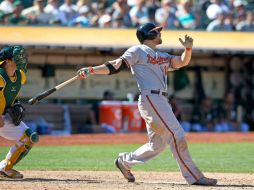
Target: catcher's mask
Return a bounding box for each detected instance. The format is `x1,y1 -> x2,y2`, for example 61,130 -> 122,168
0,45 -> 28,73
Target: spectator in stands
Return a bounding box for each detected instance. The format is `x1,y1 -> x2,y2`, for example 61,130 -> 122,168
98,8 -> 112,28
206,12 -> 233,31
235,11 -> 254,31
70,5 -> 90,27
198,0 -> 211,14
205,0 -> 229,21
168,94 -> 191,132
155,0 -> 179,29
88,1 -> 105,27
0,11 -> 9,24
76,0 -> 89,12
7,1 -> 28,25
196,0 -> 212,28
191,96 -> 217,132
111,13 -> 123,27
225,0 -> 235,10
193,8 -> 208,30
216,92 -> 249,132
233,10 -> 246,28
111,11 -> 124,28
176,0 -> 197,30
112,0 -> 132,28
233,0 -> 247,19
21,0 -> 51,25
59,0 -> 78,25
225,12 -> 235,29
129,0 -> 150,27
44,0 -> 67,25
146,0 -> 160,23
0,0 -> 15,14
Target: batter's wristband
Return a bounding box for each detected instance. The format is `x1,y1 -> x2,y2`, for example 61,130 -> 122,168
186,48 -> 192,51
88,66 -> 95,74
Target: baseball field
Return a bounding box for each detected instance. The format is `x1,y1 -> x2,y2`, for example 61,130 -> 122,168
0,132 -> 254,190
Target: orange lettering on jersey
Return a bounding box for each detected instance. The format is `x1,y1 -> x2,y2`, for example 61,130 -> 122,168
147,54 -> 170,65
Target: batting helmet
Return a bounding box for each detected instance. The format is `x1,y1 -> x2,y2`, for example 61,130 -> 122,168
136,23 -> 163,44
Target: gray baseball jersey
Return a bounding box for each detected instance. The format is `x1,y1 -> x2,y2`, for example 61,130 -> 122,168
118,44 -> 204,184
121,44 -> 176,92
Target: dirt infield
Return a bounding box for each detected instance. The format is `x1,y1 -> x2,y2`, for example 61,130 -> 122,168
0,171 -> 254,190
0,132 -> 254,146
0,133 -> 254,189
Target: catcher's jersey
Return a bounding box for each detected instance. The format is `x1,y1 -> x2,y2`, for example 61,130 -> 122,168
121,44 -> 176,92
0,68 -> 26,114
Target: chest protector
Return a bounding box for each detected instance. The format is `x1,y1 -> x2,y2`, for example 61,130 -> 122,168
0,68 -> 22,110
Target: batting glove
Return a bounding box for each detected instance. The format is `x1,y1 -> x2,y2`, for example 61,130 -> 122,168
179,35 -> 193,49
78,66 -> 94,79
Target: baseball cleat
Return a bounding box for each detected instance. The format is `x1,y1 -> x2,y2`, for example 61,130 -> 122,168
193,177 -> 217,186
115,158 -> 135,182
0,169 -> 24,179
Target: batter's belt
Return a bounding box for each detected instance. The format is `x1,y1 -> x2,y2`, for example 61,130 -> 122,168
140,89 -> 168,97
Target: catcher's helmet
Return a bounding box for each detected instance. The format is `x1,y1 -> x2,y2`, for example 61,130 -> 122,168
136,23 -> 163,44
0,46 -> 13,61
0,46 -> 28,72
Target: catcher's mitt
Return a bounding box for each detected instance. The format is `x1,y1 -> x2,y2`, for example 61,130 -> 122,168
6,103 -> 25,126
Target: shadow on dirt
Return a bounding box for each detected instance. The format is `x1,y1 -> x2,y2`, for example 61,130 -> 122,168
137,181 -> 254,188
215,184 -> 254,188
0,178 -> 103,183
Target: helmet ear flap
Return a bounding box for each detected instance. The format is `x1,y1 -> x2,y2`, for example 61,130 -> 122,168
136,30 -> 146,44
146,30 -> 158,40
137,30 -> 157,44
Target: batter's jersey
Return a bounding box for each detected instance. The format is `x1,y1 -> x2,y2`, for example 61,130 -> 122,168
121,44 -> 176,92
0,68 -> 26,115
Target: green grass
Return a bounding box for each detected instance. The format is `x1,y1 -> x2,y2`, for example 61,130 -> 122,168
0,143 -> 253,173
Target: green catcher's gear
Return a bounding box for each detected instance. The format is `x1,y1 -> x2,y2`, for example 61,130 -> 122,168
0,45 -> 28,73
4,128 -> 39,171
13,46 -> 28,73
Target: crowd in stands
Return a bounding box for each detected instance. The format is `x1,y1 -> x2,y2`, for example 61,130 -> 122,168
0,0 -> 253,31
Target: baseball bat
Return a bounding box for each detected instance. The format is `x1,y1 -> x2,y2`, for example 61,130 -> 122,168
28,75 -> 79,105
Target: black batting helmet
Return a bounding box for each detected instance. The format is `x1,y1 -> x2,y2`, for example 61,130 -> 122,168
136,23 -> 163,44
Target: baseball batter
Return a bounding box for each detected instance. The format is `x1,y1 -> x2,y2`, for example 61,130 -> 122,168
78,23 -> 217,186
0,46 -> 39,178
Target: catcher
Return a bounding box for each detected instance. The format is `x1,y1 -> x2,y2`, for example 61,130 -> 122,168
0,46 -> 39,178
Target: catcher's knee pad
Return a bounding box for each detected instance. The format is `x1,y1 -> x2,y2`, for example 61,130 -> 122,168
24,128 -> 39,144
5,128 -> 39,170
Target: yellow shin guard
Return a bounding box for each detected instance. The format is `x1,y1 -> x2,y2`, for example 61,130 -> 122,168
5,128 -> 39,171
